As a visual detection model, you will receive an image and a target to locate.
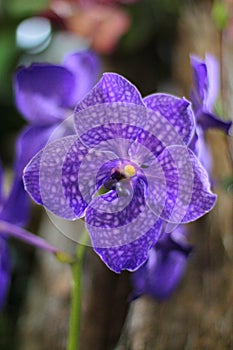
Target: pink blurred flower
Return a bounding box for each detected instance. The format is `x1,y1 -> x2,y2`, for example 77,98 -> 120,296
50,0 -> 132,53
77,0 -> 137,5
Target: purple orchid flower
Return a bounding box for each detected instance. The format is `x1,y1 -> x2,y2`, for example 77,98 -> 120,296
190,54 -> 232,175
14,50 -> 101,172
190,53 -> 232,134
131,225 -> 192,300
0,161 -> 61,310
23,73 -> 216,273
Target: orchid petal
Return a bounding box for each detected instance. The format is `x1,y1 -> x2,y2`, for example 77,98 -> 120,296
92,221 -> 162,273
75,73 -> 144,113
128,105 -> 189,167
86,182 -> 162,272
143,94 -> 195,145
23,135 -> 87,220
153,146 -> 216,229
131,240 -> 188,300
74,102 -> 147,157
85,180 -> 162,272
190,54 -> 207,103
205,53 -> 220,111
63,50 -> 101,105
198,110 -> 232,134
0,176 -> 30,226
131,225 -> 192,300
15,125 -> 58,174
62,144 -> 117,217
195,126 -> 212,175
14,64 -> 75,124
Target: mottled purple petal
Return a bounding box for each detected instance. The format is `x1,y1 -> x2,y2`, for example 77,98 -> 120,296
62,142 -> 116,217
74,102 -> 147,156
86,187 -> 163,273
128,129 -> 163,167
143,94 -> 195,145
0,236 -> 11,310
75,73 -> 144,113
181,150 -> 216,222
154,146 -> 216,227
142,159 -> 167,219
93,221 -> 162,273
129,106 -> 189,167
14,64 -> 75,124
63,50 -> 101,105
85,180 -> 162,272
23,135 -> 87,219
71,152 -> 120,209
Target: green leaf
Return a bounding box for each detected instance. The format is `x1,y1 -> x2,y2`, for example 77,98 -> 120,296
5,0 -> 49,18
0,27 -> 18,101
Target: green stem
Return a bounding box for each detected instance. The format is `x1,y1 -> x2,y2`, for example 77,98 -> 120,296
67,230 -> 89,350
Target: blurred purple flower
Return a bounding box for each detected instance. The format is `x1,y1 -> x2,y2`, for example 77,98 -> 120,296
190,54 -> 232,173
23,73 -> 216,273
0,158 -> 30,310
0,162 -> 60,310
0,237 -> 11,310
131,225 -> 192,301
14,50 -> 101,172
190,53 -> 232,134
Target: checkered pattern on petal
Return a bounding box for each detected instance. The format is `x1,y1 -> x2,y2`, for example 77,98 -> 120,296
74,102 -> 147,157
153,146 -> 217,228
23,135 -> 87,219
75,73 -> 144,113
143,94 -> 195,145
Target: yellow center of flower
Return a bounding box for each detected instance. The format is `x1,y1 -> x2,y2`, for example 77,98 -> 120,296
123,164 -> 136,178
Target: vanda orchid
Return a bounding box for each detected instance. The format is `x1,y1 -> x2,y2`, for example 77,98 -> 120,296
23,73 -> 216,273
